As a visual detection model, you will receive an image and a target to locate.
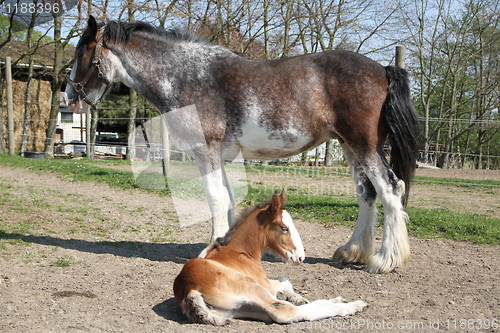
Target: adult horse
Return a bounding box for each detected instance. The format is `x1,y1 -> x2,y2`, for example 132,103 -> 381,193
174,190 -> 367,325
65,16 -> 419,273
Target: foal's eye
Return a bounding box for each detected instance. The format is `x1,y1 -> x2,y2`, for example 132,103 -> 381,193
281,226 -> 289,232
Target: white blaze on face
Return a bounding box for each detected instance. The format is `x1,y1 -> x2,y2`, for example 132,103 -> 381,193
65,62 -> 90,114
282,210 -> 305,265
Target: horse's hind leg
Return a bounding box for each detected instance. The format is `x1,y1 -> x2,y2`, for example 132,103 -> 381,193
362,153 -> 410,273
332,144 -> 377,265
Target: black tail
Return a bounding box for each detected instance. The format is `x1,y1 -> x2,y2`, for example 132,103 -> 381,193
383,66 -> 420,206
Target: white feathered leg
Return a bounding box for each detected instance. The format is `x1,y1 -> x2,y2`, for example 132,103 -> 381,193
332,145 -> 377,265
364,158 -> 410,273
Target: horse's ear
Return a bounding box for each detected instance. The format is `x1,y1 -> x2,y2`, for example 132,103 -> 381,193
88,16 -> 98,34
270,189 -> 286,221
279,188 -> 286,206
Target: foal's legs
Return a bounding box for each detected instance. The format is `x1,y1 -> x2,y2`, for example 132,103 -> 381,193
332,144 -> 378,265
257,297 -> 367,323
232,281 -> 367,323
273,277 -> 309,305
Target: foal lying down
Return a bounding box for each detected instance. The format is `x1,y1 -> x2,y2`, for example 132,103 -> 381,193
173,191 -> 367,325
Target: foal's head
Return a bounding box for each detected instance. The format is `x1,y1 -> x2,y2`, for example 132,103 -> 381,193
258,190 -> 305,265
204,190 -> 305,265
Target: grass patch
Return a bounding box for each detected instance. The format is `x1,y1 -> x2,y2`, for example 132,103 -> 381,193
9,220 -> 40,235
51,258 -> 72,267
50,255 -> 83,267
0,154 -> 139,191
414,176 -> 500,187
31,198 -> 51,207
407,208 -> 500,244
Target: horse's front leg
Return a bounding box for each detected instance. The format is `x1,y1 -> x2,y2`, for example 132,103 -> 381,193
201,166 -> 232,242
193,143 -> 235,243
221,165 -> 236,227
197,165 -> 232,258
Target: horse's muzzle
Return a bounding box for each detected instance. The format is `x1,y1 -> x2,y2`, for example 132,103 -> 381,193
287,251 -> 305,266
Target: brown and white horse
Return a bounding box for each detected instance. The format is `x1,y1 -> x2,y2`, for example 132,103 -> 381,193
173,190 -> 367,325
66,16 -> 420,273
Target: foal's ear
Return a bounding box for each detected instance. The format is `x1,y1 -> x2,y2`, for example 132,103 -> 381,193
270,189 -> 286,220
279,188 -> 286,205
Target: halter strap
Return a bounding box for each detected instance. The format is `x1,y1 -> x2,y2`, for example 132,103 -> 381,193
66,26 -> 110,110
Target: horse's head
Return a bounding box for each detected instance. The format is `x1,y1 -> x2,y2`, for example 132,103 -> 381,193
264,190 -> 305,266
65,16 -> 111,114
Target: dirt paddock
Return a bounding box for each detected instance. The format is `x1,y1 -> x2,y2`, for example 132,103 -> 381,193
0,165 -> 498,332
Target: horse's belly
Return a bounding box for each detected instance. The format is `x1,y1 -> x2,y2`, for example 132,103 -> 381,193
235,125 -> 317,160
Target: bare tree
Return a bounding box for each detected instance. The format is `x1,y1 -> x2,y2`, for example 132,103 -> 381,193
44,0 -> 64,157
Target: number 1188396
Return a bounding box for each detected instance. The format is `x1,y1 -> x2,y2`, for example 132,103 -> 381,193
5,2 -> 60,14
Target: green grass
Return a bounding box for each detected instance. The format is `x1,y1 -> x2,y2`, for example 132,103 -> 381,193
414,176 -> 500,187
407,208 -> 500,244
51,256 -> 76,267
9,220 -> 40,235
0,153 -> 141,191
1,154 -> 498,245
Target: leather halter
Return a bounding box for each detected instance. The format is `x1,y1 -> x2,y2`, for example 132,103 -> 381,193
66,26 -> 110,110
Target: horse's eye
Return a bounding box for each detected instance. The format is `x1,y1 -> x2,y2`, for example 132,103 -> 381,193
281,226 -> 289,232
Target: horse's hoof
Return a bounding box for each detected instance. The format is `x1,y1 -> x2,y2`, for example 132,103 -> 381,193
331,245 -> 370,265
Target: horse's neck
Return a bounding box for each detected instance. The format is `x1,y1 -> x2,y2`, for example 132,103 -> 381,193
106,41 -> 171,108
108,37 -> 232,111
225,217 -> 266,261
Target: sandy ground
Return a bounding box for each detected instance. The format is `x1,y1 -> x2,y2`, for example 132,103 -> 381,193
0,165 -> 499,332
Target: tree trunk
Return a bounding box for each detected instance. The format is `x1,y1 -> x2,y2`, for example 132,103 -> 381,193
0,65 -> 4,153
21,8 -> 37,153
263,0 -> 270,59
126,3 -> 137,161
44,0 -> 64,158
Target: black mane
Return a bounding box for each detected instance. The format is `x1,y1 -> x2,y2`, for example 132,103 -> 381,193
104,20 -> 203,45
76,18 -> 238,59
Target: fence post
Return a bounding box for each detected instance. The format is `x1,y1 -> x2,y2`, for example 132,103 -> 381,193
86,109 -> 91,158
396,45 -> 406,69
0,69 -> 2,154
5,57 -> 14,155
160,116 -> 170,178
